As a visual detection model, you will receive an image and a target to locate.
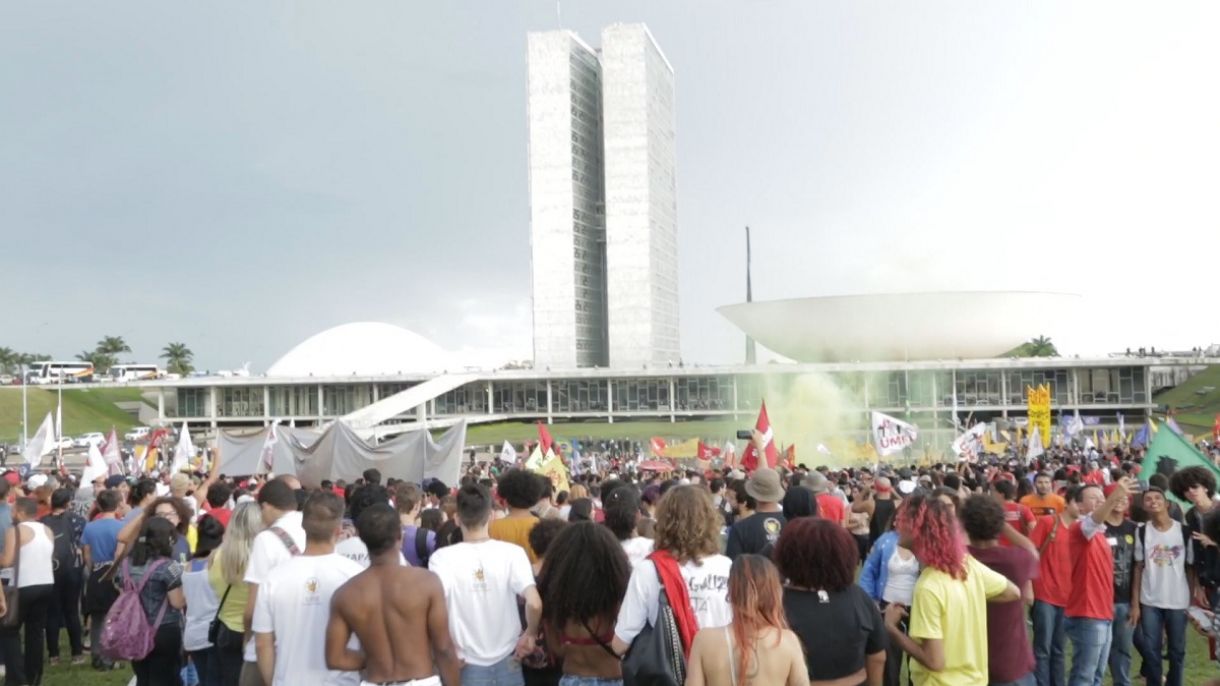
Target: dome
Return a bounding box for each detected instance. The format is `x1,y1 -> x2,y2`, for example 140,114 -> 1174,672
267,322 -> 454,377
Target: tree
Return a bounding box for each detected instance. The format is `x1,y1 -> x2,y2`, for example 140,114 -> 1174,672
76,350 -> 117,373
160,342 -> 194,375
96,335 -> 132,356
0,348 -> 15,375
1007,335 -> 1059,358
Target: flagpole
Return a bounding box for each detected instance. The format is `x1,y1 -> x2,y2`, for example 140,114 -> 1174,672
56,373 -> 63,470
20,364 -> 27,456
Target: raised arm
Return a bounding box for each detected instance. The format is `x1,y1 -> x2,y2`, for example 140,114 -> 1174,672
193,447 -> 224,513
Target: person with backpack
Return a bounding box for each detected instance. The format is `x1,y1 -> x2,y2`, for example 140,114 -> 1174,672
1132,486 -> 1194,686
0,496 -> 56,686
40,487 -> 88,666
395,482 -> 436,567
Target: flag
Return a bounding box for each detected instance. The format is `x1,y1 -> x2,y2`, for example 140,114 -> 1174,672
1133,420 -> 1151,448
537,422 -> 555,455
1140,425 -> 1220,506
499,440 -> 517,464
102,427 -> 123,476
649,437 -> 667,457
258,423 -> 279,474
1213,414 -> 1220,443
871,411 -> 918,457
1117,412 -> 1126,438
24,412 -> 55,466
817,443 -> 832,455
741,401 -> 779,471
169,423 -> 194,474
783,444 -> 796,470
1066,411 -> 1084,437
696,442 -> 713,471
524,444 -> 545,471
1027,426 -> 1045,461
722,441 -> 737,469
1109,430 -> 1121,447
82,442 -> 109,484
661,439 -> 700,459
951,423 -> 987,458
536,450 -> 570,493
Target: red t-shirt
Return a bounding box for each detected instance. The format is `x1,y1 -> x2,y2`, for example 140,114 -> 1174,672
1083,470 -> 1106,487
201,502 -> 232,528
1000,502 -> 1036,546
816,494 -> 846,524
1065,518 -> 1114,620
1029,515 -> 1073,607
969,545 -> 1039,682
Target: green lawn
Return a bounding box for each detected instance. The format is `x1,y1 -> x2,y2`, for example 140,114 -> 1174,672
0,387 -> 145,443
462,418 -> 743,448
1155,364 -> 1220,437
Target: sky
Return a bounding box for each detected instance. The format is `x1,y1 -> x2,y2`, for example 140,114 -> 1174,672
3,1 -> 1218,372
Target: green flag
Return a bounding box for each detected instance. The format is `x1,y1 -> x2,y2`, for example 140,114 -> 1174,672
1140,425 -> 1220,506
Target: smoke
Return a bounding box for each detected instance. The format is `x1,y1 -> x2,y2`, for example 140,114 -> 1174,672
740,371 -> 867,467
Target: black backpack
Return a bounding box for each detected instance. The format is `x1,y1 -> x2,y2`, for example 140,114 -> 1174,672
42,513 -> 84,575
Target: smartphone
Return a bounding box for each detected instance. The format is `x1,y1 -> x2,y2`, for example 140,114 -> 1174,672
735,430 -> 753,440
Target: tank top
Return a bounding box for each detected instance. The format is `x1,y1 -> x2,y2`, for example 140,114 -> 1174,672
882,547 -> 919,606
18,522 -> 55,588
870,499 -> 897,541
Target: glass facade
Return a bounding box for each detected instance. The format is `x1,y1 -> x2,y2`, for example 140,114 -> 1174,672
553,379 -> 609,413
268,386 -> 318,417
218,387 -> 264,418
612,377 -> 671,412
323,385 -> 372,417
435,383 -> 489,416
175,388 -> 208,418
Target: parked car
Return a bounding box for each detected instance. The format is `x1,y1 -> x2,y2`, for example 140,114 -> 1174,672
124,426 -> 151,441
0,375 -> 12,385
74,432 -> 105,448
55,436 -> 75,450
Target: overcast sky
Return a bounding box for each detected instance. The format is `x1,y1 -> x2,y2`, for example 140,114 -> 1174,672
3,1 -> 1218,371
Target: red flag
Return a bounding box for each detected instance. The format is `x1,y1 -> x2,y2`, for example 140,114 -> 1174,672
784,444 -> 796,470
650,437 -> 668,457
1213,414 -> 1220,442
537,422 -> 554,455
697,441 -> 713,460
741,402 -> 779,472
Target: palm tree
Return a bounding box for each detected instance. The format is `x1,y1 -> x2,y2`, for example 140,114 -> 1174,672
160,342 -> 194,375
0,348 -> 16,375
1027,336 -> 1058,357
96,335 -> 132,356
76,350 -> 117,373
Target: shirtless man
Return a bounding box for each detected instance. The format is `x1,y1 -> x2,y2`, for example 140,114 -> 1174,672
326,503 -> 460,686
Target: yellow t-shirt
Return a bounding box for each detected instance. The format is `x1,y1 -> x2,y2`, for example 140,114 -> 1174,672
207,548 -> 251,633
908,555 -> 1010,686
489,516 -> 539,564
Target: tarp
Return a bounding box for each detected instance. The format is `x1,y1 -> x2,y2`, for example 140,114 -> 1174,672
217,420 -> 467,488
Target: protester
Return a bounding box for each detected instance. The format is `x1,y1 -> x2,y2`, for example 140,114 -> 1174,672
602,484 -> 653,566
242,479 -> 305,686
775,517 -> 886,685
430,483 -> 542,685
993,479 -> 1037,542
334,484 -> 393,567
1021,472 -> 1067,517
82,487 -> 125,670
125,516 -> 188,686
807,471 -> 848,526
395,482 -> 437,568
536,521 -> 630,686
782,485 -> 818,522
0,497 -> 56,686
859,519 -> 919,686
1170,465 -> 1218,607
1029,485 -> 1080,686
725,467 -> 786,558
1102,482 -> 1138,686
490,469 -> 544,563
41,486 -> 87,666
208,501 -> 263,686
1132,486 -> 1193,686
182,515 -> 225,686
687,554 -> 810,686
326,502 -> 460,686
882,493 -> 1020,685
253,492 -> 363,685
961,494 -> 1038,686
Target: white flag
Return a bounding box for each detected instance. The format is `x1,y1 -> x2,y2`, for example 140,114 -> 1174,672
951,423 -> 987,457
259,423 -> 280,474
1027,426 -> 1045,461
499,440 -> 518,464
871,411 -> 919,457
524,445 -> 545,471
816,443 -> 832,455
24,412 -> 55,466
102,428 -> 123,476
82,442 -> 109,484
170,422 -> 194,474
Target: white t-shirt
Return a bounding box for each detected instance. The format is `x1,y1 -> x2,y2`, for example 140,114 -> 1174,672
1135,520 -> 1193,610
334,536 -> 407,568
251,553 -> 364,686
614,555 -> 733,645
242,511 -> 306,661
428,539 -> 535,666
622,537 -> 655,567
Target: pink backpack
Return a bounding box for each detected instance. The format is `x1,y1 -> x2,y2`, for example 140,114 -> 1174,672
99,558 -> 170,661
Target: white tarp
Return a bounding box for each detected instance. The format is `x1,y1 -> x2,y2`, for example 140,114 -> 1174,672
217,420 -> 467,488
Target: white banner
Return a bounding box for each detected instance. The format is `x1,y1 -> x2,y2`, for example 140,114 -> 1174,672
871,411 -> 919,456
951,423 -> 988,457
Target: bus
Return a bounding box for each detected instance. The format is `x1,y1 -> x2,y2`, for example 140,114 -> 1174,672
25,361 -> 95,384
110,364 -> 165,382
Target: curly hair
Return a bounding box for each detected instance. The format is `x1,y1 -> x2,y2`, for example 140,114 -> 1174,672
538,522 -> 630,631
959,494 -> 1006,542
772,517 -> 857,591
496,469 -> 543,510
528,518 -> 568,560
653,485 -> 721,563
1170,466 -> 1217,502
895,493 -> 967,580
728,555 -> 788,680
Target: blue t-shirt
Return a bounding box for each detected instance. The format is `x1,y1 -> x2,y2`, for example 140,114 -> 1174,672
0,504 -> 11,554
400,525 -> 436,567
81,518 -> 124,565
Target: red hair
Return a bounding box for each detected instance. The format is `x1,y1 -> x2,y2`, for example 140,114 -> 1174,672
772,517 -> 857,591
895,494 -> 967,579
728,555 -> 788,678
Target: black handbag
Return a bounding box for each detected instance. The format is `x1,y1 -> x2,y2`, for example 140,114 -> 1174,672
207,584 -> 232,645
622,566 -> 686,686
0,527 -> 19,628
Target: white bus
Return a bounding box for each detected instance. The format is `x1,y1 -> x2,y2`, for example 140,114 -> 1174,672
25,361 -> 95,384
110,364 -> 164,382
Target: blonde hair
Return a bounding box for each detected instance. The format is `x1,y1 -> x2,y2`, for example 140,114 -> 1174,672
569,484 -> 589,500
653,485 -> 721,564
217,502 -> 265,585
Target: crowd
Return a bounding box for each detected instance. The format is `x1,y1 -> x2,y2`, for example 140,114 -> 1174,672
0,440 -> 1218,686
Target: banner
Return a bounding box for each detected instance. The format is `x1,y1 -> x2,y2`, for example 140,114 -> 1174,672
533,449 -> 570,493
741,401 -> 779,471
1026,384 -> 1052,450
871,411 -> 918,456
951,423 -> 988,458
1141,425 -> 1220,506
662,438 -> 700,459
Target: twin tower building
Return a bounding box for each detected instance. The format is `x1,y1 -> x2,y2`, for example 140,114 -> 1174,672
527,24 -> 679,370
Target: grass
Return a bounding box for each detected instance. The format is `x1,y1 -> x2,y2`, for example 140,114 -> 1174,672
1154,364 -> 1220,437
0,387 -> 145,443
462,418 -> 743,448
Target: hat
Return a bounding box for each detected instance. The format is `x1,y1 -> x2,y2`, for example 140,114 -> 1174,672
27,474 -> 47,489
804,471 -> 829,495
104,475 -> 126,489
897,479 -> 917,496
745,467 -> 785,502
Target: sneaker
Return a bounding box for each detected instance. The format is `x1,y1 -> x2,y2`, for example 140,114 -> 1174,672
71,656 -> 87,666
48,657 -> 60,667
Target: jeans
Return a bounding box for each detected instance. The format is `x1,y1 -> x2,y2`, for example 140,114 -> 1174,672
214,623 -> 245,686
46,569 -> 85,658
991,674 -> 1036,686
1,583 -> 53,686
1032,600 -> 1066,686
1064,617 -> 1111,686
190,647 -> 221,686
559,678 -> 622,686
1107,602 -> 1134,686
462,656 -> 524,686
133,623 -> 185,686
1136,606 -> 1187,686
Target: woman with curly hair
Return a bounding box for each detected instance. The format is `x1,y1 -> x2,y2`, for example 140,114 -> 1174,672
775,518 -> 885,686
610,485 -> 731,658
490,469 -> 545,563
537,522 -> 631,685
687,554 -> 808,686
882,493 -> 1019,686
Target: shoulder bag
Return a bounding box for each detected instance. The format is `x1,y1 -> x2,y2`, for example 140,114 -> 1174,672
0,524 -> 20,628
622,563 -> 686,686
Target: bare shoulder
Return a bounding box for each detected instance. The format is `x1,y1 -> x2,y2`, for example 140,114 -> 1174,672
779,629 -> 805,651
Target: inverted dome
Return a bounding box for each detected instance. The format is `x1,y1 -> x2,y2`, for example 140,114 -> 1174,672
267,322 -> 454,377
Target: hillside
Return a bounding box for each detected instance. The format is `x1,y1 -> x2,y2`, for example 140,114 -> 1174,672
1154,364 -> 1220,436
463,418 -> 741,448
0,387 -> 145,443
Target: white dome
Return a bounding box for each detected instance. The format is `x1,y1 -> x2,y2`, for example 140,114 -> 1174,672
267,322 -> 454,377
